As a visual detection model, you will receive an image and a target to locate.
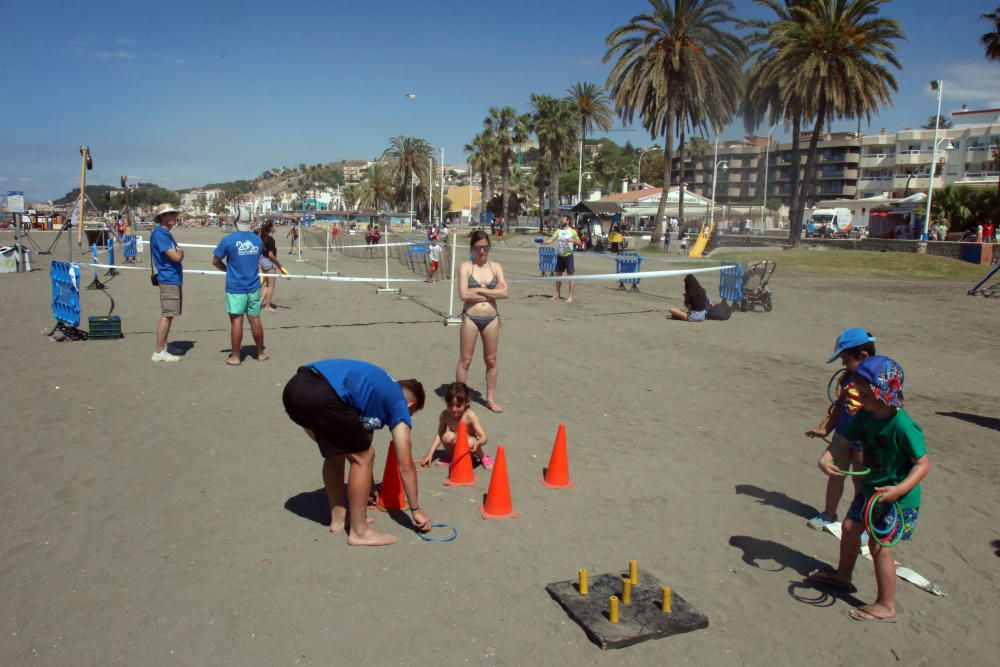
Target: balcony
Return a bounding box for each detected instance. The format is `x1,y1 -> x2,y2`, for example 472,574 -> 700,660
955,171 -> 1000,184
860,154 -> 894,168
895,150 -> 930,166
818,168 -> 859,180
893,174 -> 943,190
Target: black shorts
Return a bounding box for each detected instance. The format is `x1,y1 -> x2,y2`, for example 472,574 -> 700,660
555,254 -> 575,273
282,367 -> 371,457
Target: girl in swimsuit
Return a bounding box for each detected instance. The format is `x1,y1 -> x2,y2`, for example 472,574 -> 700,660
419,382 -> 493,469
456,229 -> 508,413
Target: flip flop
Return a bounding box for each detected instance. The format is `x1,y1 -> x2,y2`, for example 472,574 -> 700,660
848,608 -> 897,623
806,569 -> 857,593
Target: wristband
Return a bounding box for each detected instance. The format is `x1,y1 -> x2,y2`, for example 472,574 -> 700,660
410,506 -> 420,512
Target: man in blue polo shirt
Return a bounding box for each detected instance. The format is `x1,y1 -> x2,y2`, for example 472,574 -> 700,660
282,359 -> 431,546
150,203 -> 184,362
212,207 -> 264,365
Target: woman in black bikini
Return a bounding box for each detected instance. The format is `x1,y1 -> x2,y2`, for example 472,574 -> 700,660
456,229 -> 508,413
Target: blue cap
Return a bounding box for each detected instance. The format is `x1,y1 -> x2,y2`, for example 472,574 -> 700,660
855,355 -> 904,407
827,327 -> 876,363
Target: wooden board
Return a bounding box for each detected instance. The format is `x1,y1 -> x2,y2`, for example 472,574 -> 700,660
546,568 -> 709,650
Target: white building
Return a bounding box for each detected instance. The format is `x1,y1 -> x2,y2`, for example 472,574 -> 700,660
179,189 -> 223,215
857,107 -> 1000,199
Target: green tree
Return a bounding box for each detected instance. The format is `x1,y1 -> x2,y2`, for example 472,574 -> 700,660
605,0 -> 746,240
357,163 -> 397,212
757,0 -> 903,242
382,136 -> 434,214
566,82 -> 613,200
484,107 -> 531,222
465,130 -> 499,223
531,95 -> 577,217
982,5 -> 1000,61
922,114 -> 953,130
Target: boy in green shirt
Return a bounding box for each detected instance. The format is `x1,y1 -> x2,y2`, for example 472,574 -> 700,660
808,356 -> 931,623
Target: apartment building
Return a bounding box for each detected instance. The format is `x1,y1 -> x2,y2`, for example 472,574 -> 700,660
671,132 -> 860,207
858,107 -> 1000,199
179,188 -> 222,215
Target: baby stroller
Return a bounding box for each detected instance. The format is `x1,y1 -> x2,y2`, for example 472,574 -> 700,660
738,260 -> 776,312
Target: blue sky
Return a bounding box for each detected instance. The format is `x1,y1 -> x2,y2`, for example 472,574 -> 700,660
3,0 -> 999,200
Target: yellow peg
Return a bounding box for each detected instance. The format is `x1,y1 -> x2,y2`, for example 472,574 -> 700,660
609,596 -> 620,624
629,560 -> 638,585
662,586 -> 672,614
578,569 -> 588,595
621,577 -> 632,605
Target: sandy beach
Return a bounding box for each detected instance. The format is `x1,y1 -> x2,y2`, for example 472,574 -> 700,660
1,228 -> 998,665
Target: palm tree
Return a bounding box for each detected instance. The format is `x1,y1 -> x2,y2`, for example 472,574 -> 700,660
747,0 -> 904,242
357,162 -> 396,212
982,6 -> 1000,61
381,136 -> 433,216
532,95 -> 578,220
567,82 -> 614,201
464,130 -> 499,224
605,0 -> 747,242
484,107 -> 531,225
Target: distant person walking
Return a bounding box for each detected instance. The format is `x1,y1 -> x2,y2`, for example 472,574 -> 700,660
287,223 -> 300,255
259,221 -> 283,312
150,204 -> 184,362
543,215 -> 584,303
212,207 -> 265,365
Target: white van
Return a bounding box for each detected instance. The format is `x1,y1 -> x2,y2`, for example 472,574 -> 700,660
806,208 -> 854,238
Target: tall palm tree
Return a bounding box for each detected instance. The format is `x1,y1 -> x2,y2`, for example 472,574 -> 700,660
982,5 -> 1000,61
484,107 -> 531,224
532,95 -> 578,219
464,130 -> 499,224
357,162 -> 396,212
381,136 -> 434,215
605,0 -> 747,242
567,82 -> 614,201
748,0 -> 904,242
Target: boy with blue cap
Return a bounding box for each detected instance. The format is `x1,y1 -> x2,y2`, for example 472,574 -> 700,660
808,355 -> 931,622
804,328 -> 876,530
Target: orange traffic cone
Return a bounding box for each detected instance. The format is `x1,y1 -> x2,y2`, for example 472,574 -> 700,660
541,422 -> 574,488
376,441 -> 409,511
444,420 -> 476,486
480,445 -> 519,519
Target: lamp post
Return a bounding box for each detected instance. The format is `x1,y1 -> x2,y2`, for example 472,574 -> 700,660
709,160 -> 729,228
761,124 -> 777,228
637,147 -> 658,184
439,146 -> 445,229
923,80 -> 944,244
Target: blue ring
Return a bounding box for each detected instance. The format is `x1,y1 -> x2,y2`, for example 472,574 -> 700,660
418,522 -> 458,542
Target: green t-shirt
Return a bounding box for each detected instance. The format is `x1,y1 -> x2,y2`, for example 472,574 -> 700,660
844,408 -> 926,509
551,228 -> 580,256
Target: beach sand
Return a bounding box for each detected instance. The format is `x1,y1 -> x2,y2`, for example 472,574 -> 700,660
2,229 -> 998,664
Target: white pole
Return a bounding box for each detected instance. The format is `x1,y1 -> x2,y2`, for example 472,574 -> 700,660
577,139 -> 583,204
439,147 -> 445,229
383,221 -> 390,289
710,137 -> 720,228
409,168 -> 415,230
445,224 -> 461,325
428,156 -> 434,227
761,125 -> 776,228
467,159 -> 473,225
296,220 -> 303,262
324,223 -> 331,274
924,81 -> 944,242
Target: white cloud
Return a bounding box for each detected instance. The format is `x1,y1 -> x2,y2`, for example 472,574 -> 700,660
18,177 -> 34,182
929,62 -> 1000,109
114,37 -> 138,46
0,176 -> 8,182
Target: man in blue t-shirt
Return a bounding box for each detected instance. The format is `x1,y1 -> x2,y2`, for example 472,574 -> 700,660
150,204 -> 185,362
212,207 -> 264,365
282,359 -> 431,546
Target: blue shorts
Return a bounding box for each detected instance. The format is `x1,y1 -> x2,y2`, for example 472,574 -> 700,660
687,309 -> 707,322
846,493 -> 919,541
555,254 -> 575,273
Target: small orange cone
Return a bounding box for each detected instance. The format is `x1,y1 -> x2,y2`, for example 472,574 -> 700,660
376,441 -> 409,511
444,420 -> 476,486
541,422 -> 574,488
480,445 -> 519,519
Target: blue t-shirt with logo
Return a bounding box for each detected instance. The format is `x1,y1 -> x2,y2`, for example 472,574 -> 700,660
305,359 -> 412,431
150,226 -> 182,285
213,231 -> 261,294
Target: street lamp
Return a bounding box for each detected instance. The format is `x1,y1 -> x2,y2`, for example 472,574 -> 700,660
923,80 -> 944,242
637,147 -> 659,184
709,160 -> 729,228
761,124 -> 777,228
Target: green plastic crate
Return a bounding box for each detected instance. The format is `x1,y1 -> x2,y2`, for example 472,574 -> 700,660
88,315 -> 123,340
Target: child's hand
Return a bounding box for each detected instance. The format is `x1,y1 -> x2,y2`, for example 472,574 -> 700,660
418,454 -> 432,468
875,485 -> 902,503
818,457 -> 846,477
804,428 -> 828,439
411,509 -> 431,532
